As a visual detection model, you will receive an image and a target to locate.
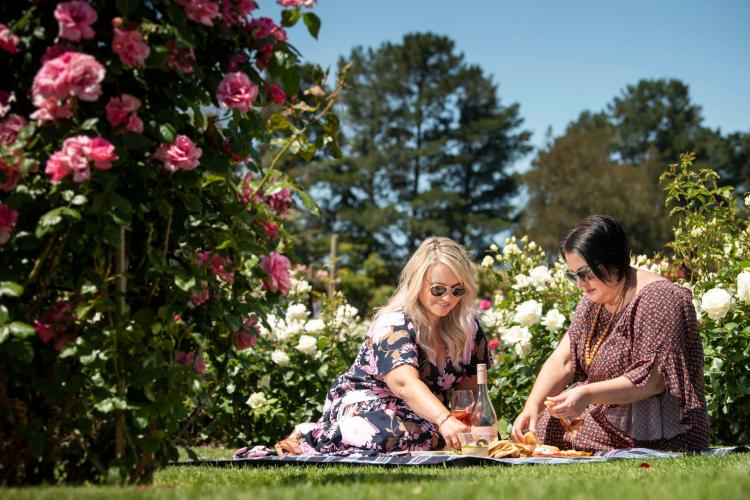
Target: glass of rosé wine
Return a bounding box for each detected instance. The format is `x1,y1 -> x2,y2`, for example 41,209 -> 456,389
450,390 -> 475,425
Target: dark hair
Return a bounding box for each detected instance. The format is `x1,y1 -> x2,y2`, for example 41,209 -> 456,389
559,215 -> 630,281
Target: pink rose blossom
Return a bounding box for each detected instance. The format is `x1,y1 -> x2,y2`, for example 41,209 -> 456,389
489,338 -> 501,351
0,203 -> 18,244
41,44 -> 71,64
45,135 -> 118,183
165,40 -> 195,74
32,51 -> 105,115
33,300 -> 79,351
248,18 -> 286,69
34,320 -> 54,343
260,252 -> 292,295
479,299 -> 492,310
0,114 -> 25,146
233,330 -> 257,350
176,351 -> 206,374
65,53 -> 106,101
176,0 -> 220,26
216,72 -> 259,112
221,0 -> 257,26
0,159 -> 23,192
105,94 -> 143,133
0,23 -> 20,54
54,1 -> 97,42
30,96 -> 74,126
112,19 -> 150,68
266,187 -> 293,216
153,135 -> 203,172
267,83 -> 286,104
173,313 -> 182,323
260,221 -> 278,239
277,0 -> 317,8
189,280 -> 210,305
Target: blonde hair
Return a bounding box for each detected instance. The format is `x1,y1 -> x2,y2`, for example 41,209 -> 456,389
375,236 -> 477,366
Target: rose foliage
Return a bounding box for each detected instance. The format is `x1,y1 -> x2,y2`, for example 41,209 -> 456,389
0,0 -> 340,485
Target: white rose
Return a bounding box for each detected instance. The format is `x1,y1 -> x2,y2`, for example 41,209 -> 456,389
737,271 -> 750,305
700,288 -> 732,321
490,243 -> 499,253
503,242 -> 521,257
529,266 -> 553,289
305,318 -> 326,334
283,320 -> 304,338
286,303 -> 309,322
514,341 -> 531,358
514,300 -> 542,326
512,274 -> 531,290
541,308 -> 566,332
745,193 -> 750,207
296,334 -> 318,355
501,325 -> 531,346
271,349 -> 290,367
289,277 -> 312,297
690,227 -> 704,238
481,255 -> 495,268
246,392 -> 268,409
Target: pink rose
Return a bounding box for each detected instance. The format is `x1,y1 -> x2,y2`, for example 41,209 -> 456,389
479,299 -> 492,310
277,0 -> 317,8
89,137 -> 118,169
30,96 -> 74,126
266,83 -> 286,104
260,252 -> 292,295
266,187 -> 293,216
221,0 -> 257,26
233,330 -> 258,350
34,320 -> 55,343
189,281 -> 210,305
153,135 -> 203,172
41,45 -> 70,64
489,338 -> 501,351
32,51 -> 105,105
176,0 -> 220,26
176,351 -> 206,374
0,203 -> 18,244
0,114 -> 26,146
165,40 -> 195,74
227,52 -> 248,72
0,23 -> 20,54
45,135 -> 118,183
55,1 -> 97,42
0,158 -> 23,192
260,221 -> 278,239
216,72 -> 258,112
112,20 -> 150,68
105,94 -> 143,133
249,17 -> 287,42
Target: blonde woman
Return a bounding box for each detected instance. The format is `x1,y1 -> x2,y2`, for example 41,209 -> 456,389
293,236 -> 491,453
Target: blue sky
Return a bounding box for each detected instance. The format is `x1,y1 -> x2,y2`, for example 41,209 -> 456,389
259,0 -> 749,167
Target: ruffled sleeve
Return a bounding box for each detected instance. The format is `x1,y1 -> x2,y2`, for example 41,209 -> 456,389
621,282 -> 706,420
361,312 -> 419,378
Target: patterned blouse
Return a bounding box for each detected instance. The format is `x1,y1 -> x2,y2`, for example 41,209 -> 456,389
537,280 -> 710,451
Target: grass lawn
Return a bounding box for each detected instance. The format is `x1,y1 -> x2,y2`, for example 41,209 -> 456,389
3,448 -> 749,499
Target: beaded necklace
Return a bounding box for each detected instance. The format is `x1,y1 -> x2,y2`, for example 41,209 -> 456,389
584,275 -> 630,367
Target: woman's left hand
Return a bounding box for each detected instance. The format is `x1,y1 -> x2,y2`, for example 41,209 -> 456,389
545,386 -> 591,421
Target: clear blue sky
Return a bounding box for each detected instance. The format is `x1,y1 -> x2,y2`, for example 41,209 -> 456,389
260,0 -> 749,168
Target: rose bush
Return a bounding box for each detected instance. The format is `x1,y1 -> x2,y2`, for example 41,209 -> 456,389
0,0 -> 339,485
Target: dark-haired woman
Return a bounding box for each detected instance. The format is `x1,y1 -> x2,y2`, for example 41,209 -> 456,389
510,215 -> 709,452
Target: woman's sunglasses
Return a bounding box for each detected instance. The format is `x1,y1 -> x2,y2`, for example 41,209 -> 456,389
564,266 -> 596,283
430,284 -> 467,297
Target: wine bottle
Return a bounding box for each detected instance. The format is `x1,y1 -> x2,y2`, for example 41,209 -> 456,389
470,363 -> 497,443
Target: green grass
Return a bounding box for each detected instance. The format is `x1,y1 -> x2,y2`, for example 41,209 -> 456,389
3,451 -> 749,499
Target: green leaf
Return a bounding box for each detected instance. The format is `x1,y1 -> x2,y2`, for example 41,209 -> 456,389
9,322 -> 35,338
159,123 -> 177,143
268,113 -> 291,131
81,282 -> 98,295
0,326 -> 8,344
36,207 -> 81,238
0,305 -> 7,325
122,131 -> 151,150
80,117 -> 99,131
174,275 -> 196,292
95,397 -> 128,413
0,281 -> 23,297
297,190 -> 320,216
303,12 -> 321,39
71,194 -> 88,206
281,8 -> 301,27
282,68 -> 300,97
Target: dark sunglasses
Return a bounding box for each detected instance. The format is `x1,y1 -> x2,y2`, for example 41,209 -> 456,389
429,284 -> 467,297
564,266 -> 596,283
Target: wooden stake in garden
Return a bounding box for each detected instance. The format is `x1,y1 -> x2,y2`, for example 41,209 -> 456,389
328,233 -> 338,299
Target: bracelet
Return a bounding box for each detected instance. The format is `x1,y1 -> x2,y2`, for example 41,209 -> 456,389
437,413 -> 452,427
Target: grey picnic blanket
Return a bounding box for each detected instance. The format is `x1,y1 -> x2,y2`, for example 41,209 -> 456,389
174,446 -> 746,468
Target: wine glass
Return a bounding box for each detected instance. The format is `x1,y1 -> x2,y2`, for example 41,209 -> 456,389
450,390 -> 475,426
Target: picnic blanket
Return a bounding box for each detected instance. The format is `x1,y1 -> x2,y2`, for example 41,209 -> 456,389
174,446 -> 746,468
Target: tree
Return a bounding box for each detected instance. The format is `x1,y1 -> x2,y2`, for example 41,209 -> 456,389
295,33 -> 531,273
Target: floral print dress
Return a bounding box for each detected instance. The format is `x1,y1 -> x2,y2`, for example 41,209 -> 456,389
300,311 -> 492,453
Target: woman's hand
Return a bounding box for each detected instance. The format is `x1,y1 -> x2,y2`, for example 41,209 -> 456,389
439,416 -> 469,449
511,405 -> 539,443
545,386 -> 591,421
